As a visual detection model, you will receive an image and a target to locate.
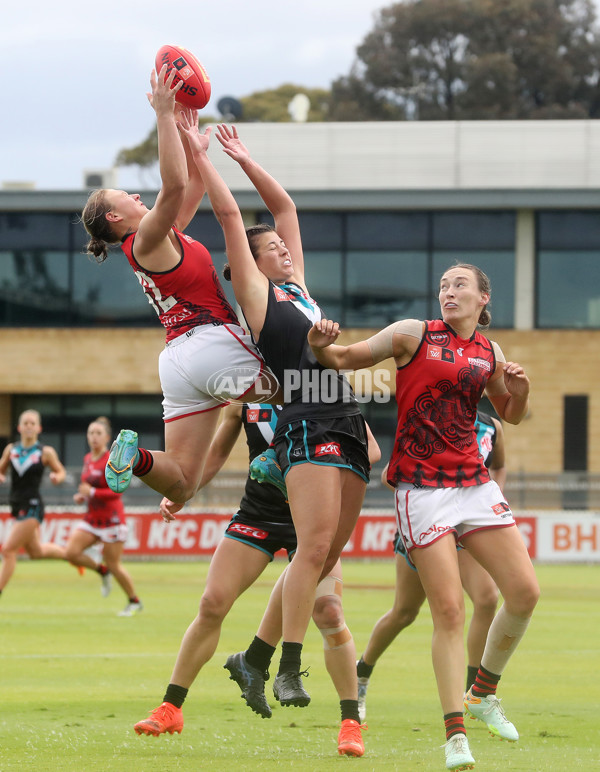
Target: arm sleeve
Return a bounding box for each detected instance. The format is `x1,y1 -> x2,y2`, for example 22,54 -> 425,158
492,341 -> 506,364
366,319 -> 424,362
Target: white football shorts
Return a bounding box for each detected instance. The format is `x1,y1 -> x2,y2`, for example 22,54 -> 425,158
394,480 -> 515,566
75,521 -> 129,544
159,323 -> 277,421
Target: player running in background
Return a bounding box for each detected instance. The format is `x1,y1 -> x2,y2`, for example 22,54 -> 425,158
0,409 -> 67,596
308,263 -> 539,771
356,411 -> 506,722
134,403 -> 379,756
65,417 -> 142,617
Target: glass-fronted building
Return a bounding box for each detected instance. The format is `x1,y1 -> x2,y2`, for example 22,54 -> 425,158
1,120 -> 598,506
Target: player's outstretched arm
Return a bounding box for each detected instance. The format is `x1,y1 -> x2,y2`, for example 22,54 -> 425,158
308,319 -> 374,372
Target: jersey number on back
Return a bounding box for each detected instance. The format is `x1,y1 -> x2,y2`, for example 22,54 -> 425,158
134,271 -> 177,316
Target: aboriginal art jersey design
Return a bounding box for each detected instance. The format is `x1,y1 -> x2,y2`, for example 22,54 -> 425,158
239,404 -> 290,522
387,319 -> 496,489
254,281 -> 358,423
8,441 -> 45,506
121,228 -> 239,342
80,450 -> 125,528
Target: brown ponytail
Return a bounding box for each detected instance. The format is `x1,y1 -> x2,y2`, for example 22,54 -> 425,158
80,190 -> 119,263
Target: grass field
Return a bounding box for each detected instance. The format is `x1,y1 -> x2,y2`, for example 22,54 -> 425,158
1,559 -> 598,771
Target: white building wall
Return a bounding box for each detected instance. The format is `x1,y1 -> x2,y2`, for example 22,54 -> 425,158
205,120 -> 600,191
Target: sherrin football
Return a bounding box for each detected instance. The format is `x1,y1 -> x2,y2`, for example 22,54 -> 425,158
155,45 -> 211,109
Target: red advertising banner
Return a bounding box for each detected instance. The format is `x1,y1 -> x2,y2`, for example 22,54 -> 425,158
0,509 -> 598,561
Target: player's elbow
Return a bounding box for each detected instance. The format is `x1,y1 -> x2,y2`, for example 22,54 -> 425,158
219,206 -> 242,227
164,180 -> 187,204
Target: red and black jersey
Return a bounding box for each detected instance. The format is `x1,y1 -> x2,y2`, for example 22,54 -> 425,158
81,450 -> 125,527
387,319 -> 496,489
121,228 -> 239,342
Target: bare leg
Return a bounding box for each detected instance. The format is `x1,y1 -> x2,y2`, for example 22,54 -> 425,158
65,529 -> 101,570
24,524 -> 66,561
458,549 -> 499,671
281,466 -> 365,645
256,567 -> 286,646
102,541 -> 137,599
0,519 -> 39,590
412,535 -> 466,715
280,465 -> 342,644
312,561 -> 357,702
136,409 -> 222,503
362,555 -> 426,666
170,539 -> 270,688
462,526 -> 539,673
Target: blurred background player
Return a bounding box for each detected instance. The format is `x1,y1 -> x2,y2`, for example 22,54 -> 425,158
65,417 -> 142,616
134,402 -> 379,757
356,411 -> 505,721
0,409 -> 67,596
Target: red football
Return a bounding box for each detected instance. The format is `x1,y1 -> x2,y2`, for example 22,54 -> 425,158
155,45 -> 211,109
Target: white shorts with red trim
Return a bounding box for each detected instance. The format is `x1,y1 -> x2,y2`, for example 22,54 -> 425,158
394,480 -> 514,566
159,324 -> 277,421
75,520 -> 128,544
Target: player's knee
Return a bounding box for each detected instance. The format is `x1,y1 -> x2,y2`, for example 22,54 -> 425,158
297,540 -> 333,573
163,477 -> 198,505
1,545 -> 15,560
64,545 -> 79,563
432,599 -> 465,631
198,588 -> 231,624
510,581 -> 540,616
472,586 -> 499,616
391,604 -> 421,630
171,484 -> 196,504
313,594 -> 343,630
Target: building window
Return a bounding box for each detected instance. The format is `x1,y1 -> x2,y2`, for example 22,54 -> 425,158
0,249 -> 71,324
346,250 -> 429,326
0,209 -> 518,329
537,212 -> 600,329
431,212 -> 515,328
303,251 -> 343,320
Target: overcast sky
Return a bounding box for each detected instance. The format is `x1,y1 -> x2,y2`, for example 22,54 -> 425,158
1,0 -> 387,190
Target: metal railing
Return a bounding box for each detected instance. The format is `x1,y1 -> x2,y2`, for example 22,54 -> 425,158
24,468 -> 600,512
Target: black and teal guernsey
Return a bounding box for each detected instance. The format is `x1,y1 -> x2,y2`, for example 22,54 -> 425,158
254,281 -> 359,424
238,404 -> 290,522
474,411 -> 498,468
9,441 -> 45,507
